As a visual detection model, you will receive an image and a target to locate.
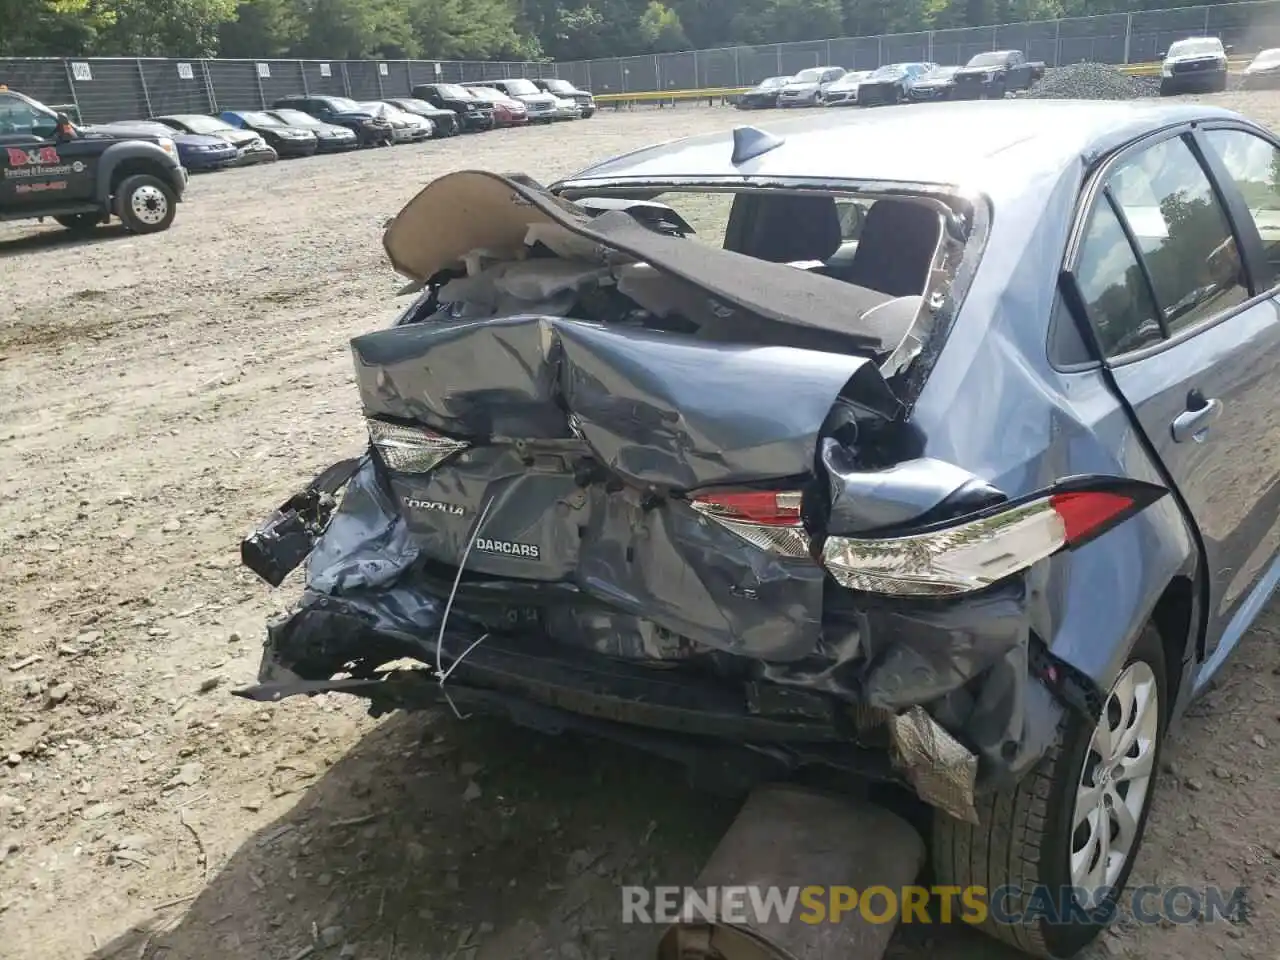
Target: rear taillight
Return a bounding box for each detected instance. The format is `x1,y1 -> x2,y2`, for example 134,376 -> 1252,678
690,478 -> 1164,597
690,489 -> 809,557
366,418 -> 468,473
821,482 -> 1164,597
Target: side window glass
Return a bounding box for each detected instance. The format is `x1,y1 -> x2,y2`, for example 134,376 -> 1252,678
1202,128 -> 1280,283
1074,199 -> 1164,356
0,96 -> 55,137
1108,134 -> 1248,336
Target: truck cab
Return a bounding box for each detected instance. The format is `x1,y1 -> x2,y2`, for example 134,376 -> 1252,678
0,86 -> 187,234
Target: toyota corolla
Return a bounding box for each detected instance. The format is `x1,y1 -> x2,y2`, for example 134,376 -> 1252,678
237,100 -> 1280,959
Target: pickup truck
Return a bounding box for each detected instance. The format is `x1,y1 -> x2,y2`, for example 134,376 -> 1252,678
950,49 -> 1046,99
0,86 -> 187,234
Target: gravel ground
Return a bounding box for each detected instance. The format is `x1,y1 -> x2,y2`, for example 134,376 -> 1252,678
2,93 -> 1280,960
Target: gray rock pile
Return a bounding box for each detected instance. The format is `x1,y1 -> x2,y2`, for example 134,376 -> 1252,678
1018,62 -> 1161,100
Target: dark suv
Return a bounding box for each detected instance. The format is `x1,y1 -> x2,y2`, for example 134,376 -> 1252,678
0,87 -> 187,234
269,95 -> 391,146
410,83 -> 495,132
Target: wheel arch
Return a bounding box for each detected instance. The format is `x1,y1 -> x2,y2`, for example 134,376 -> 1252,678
94,143 -> 175,205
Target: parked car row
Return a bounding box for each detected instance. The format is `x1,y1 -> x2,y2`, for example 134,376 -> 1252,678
737,50 -> 1045,110
92,80 -> 598,175
0,75 -> 598,235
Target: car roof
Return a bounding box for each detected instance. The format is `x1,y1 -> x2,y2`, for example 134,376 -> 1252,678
560,99 -> 1242,192
1168,36 -> 1223,51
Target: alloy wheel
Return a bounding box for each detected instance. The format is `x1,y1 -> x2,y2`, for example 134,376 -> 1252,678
1069,660 -> 1160,900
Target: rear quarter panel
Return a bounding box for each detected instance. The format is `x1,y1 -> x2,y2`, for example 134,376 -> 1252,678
910,152 -> 1199,692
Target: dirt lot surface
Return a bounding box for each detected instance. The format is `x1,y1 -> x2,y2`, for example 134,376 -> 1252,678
2,92 -> 1280,960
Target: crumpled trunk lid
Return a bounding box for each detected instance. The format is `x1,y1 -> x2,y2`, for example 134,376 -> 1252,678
356,313 -> 900,660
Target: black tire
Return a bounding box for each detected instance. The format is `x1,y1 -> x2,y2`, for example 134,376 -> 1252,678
115,174 -> 177,234
1214,72 -> 1229,93
1160,78 -> 1176,97
933,624 -> 1168,959
54,213 -> 103,232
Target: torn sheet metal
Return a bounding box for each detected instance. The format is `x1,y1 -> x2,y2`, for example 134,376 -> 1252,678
240,168 -> 1072,811
889,706 -> 979,823
353,315 -> 901,488
248,440 -> 1051,798
820,443 -> 1007,535
243,314 -> 1058,800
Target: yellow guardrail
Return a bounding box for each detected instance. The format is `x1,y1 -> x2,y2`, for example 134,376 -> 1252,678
594,86 -> 747,104
592,57 -> 1254,103
1121,55 -> 1250,75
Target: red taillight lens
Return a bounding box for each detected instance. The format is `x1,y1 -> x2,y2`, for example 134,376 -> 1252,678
1048,491 -> 1134,545
690,490 -> 802,526
689,489 -> 809,557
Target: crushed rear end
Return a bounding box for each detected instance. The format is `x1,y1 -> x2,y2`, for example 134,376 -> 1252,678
237,170 -> 1139,820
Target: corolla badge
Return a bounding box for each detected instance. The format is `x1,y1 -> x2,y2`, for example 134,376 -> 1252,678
402,497 -> 465,515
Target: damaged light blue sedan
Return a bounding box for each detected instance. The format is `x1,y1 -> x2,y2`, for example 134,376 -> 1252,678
237,100 -> 1280,959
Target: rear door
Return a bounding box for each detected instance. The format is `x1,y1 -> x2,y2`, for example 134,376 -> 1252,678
0,93 -> 95,207
1068,124 -> 1280,659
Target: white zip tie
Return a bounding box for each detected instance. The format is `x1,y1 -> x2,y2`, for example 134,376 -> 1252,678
434,495 -> 496,718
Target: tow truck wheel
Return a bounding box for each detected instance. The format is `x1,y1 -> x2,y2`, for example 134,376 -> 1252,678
54,213 -> 103,232
932,624 -> 1168,959
116,174 -> 176,234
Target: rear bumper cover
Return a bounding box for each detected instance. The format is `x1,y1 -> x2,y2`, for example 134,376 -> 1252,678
238,449 -> 1099,819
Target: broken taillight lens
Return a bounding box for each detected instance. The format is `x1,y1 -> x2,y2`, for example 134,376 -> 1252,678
690,490 -> 810,557
821,484 -> 1162,597
366,418 -> 468,473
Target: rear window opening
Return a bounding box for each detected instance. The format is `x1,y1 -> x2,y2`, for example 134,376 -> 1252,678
557,186 -> 971,371
392,177 -> 973,386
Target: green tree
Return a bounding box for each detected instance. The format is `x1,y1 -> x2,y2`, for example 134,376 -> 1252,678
218,0 -> 304,57
408,0 -> 531,60
730,0 -> 840,44
94,0 -> 240,56
0,0 -> 113,55
638,1 -> 687,52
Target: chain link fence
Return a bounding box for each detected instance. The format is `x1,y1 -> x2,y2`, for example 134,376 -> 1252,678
0,56 -> 554,124
5,0 -> 1280,118
556,0 -> 1280,93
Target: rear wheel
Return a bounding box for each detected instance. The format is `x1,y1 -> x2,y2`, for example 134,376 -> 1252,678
115,174 -> 177,234
932,625 -> 1167,958
54,212 -> 103,232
